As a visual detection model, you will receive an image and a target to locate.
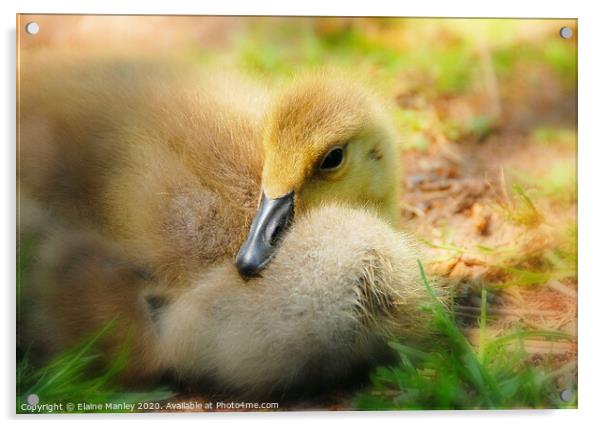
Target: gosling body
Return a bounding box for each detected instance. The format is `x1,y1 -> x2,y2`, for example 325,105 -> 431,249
18,57 -> 430,396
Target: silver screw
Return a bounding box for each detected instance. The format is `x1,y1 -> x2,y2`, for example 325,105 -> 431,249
27,393 -> 39,406
559,27 -> 573,39
560,388 -> 573,402
25,22 -> 39,35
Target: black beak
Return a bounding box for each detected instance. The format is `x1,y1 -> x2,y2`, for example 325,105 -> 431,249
236,191 -> 295,277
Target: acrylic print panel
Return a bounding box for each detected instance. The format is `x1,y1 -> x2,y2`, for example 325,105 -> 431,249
16,15 -> 577,413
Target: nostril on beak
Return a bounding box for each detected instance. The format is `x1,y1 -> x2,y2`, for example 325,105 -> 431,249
265,210 -> 292,247
267,221 -> 284,247
268,226 -> 281,246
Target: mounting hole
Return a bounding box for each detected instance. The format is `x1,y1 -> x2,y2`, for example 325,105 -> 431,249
25,22 -> 39,35
559,26 -> 573,39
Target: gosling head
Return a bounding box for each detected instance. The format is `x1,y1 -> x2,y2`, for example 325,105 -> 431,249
236,75 -> 401,277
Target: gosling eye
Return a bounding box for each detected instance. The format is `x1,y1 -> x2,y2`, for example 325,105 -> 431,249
319,146 -> 345,171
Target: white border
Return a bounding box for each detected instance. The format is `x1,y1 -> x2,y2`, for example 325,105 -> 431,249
3,1 -> 601,427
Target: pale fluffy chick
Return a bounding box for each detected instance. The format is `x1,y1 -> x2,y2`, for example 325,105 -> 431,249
22,205 -> 433,396
18,56 -> 435,397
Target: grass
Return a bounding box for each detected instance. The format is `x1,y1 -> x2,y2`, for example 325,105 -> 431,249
230,18 -> 576,92
16,234 -> 173,414
532,127 -> 577,148
510,163 -> 577,206
495,183 -> 545,228
16,320 -> 174,414
353,261 -> 576,410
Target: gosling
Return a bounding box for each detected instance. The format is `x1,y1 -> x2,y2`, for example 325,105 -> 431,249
19,56 -> 401,283
18,56 -> 430,396
22,204 -> 431,397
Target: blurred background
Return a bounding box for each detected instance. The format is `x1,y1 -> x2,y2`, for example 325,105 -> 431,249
18,16 -> 577,410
